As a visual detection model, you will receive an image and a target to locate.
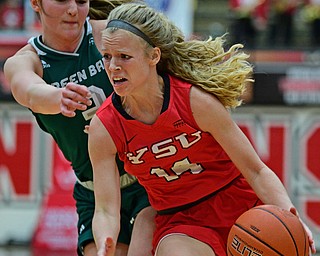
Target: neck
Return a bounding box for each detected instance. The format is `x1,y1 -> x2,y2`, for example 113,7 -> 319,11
122,75 -> 165,125
42,27 -> 84,53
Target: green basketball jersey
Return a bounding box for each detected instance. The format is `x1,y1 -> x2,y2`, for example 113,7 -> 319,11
29,19 -> 112,182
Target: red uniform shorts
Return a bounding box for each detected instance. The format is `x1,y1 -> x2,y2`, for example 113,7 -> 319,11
152,176 -> 262,256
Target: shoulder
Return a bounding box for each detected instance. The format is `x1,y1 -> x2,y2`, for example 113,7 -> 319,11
168,75 -> 223,111
90,113 -> 105,132
168,75 -> 191,88
90,19 -> 107,52
89,114 -> 116,155
190,85 -> 231,132
4,43 -> 40,70
89,111 -> 117,153
190,85 -> 222,109
10,43 -> 37,59
90,19 -> 107,30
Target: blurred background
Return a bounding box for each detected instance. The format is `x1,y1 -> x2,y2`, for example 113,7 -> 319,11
0,0 -> 320,255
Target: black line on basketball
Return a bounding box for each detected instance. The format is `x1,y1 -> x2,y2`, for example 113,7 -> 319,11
235,223 -> 284,256
255,207 -> 300,256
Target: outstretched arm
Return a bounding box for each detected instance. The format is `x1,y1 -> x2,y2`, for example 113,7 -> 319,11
88,115 -> 121,256
4,45 -> 92,117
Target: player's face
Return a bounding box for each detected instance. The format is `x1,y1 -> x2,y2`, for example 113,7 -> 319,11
32,0 -> 89,41
101,29 -> 157,97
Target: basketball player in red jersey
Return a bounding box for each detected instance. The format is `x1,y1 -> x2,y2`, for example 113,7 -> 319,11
4,1 -> 155,255
88,3 -> 317,256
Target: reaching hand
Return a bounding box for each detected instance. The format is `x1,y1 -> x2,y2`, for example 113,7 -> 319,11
290,207 -> 317,255
60,82 -> 92,117
97,237 -> 116,256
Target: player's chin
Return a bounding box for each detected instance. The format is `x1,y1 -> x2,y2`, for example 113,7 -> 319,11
113,84 -> 129,97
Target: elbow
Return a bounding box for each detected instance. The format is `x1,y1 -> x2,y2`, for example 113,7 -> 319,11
11,88 -> 33,110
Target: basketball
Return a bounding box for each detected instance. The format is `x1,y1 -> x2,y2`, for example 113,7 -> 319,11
227,205 -> 309,256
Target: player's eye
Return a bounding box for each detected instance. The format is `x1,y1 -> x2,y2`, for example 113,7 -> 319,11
103,54 -> 111,60
121,54 -> 131,59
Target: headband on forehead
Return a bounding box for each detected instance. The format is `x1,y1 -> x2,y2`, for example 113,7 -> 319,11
106,19 -> 155,47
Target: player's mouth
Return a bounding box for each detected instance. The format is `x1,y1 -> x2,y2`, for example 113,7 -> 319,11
113,77 -> 127,85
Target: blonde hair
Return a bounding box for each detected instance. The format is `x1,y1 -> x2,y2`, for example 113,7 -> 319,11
89,0 -> 142,20
106,3 -> 253,108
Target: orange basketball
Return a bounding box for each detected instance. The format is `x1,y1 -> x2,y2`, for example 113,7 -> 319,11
227,205 -> 309,256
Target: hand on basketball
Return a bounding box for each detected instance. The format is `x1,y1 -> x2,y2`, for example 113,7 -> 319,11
97,237 -> 116,256
290,207 -> 317,255
60,82 -> 92,117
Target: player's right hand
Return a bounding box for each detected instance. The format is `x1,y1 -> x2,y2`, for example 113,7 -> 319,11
60,82 -> 92,117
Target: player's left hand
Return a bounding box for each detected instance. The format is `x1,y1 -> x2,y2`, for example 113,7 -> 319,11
290,207 -> 316,255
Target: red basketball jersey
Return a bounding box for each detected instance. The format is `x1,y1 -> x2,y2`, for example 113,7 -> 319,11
96,74 -> 240,211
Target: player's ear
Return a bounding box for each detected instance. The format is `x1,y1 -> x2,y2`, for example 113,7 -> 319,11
150,47 -> 161,66
30,0 -> 41,12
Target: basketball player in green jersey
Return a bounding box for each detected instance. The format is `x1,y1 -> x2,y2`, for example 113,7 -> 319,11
3,1 -> 155,256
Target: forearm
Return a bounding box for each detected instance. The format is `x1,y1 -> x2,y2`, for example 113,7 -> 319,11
93,209 -> 120,254
249,166 -> 294,211
11,78 -> 63,115
5,53 -> 63,115
26,84 -> 63,114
